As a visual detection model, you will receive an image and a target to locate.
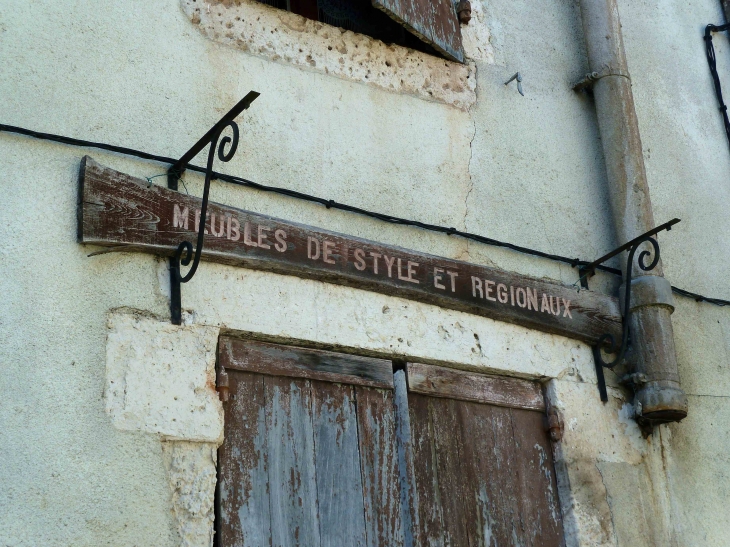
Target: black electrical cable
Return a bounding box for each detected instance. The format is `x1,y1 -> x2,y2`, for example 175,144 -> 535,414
669,286 -> 728,306
1,122 -> 728,307
705,23 -> 730,152
0,122 -> 613,273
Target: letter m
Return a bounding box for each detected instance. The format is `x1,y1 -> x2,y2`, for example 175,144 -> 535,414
173,204 -> 189,230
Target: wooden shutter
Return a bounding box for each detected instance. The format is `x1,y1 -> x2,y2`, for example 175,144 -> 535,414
217,339 -> 565,547
217,338 -> 408,547
372,0 -> 465,63
405,362 -> 565,546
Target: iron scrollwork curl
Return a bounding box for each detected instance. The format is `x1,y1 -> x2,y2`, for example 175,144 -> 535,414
595,235 -> 661,369
167,90 -> 259,324
173,120 -> 240,284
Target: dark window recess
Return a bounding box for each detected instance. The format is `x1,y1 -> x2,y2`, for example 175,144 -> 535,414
255,0 -> 465,62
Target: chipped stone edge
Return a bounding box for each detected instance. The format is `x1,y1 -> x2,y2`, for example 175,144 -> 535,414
181,0 -> 478,110
162,441 -> 218,547
106,310 -> 223,547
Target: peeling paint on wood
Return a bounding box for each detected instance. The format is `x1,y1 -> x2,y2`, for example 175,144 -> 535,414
266,376 -> 321,547
218,342 -> 564,547
408,393 -> 565,547
219,344 -> 405,546
407,393 -> 446,547
507,408 -> 564,546
219,338 -> 393,389
218,371 -> 271,546
311,381 -> 367,547
373,0 -> 466,63
355,386 -> 407,547
407,362 -> 546,412
458,402 -> 513,546
393,369 -> 418,547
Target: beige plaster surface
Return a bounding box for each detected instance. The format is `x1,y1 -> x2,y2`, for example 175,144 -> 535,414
547,380 -> 679,547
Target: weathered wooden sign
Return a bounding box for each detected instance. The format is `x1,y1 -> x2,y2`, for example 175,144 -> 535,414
79,156 -> 622,344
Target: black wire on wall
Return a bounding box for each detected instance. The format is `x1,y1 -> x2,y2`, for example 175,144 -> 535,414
1,122 -> 728,307
704,23 -> 730,152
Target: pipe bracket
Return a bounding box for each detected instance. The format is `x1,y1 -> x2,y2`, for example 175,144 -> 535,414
572,66 -> 631,91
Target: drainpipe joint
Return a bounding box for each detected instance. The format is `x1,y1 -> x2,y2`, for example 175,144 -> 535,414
619,275 -> 675,315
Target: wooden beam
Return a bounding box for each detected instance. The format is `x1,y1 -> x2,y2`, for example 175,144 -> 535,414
79,156 -> 622,345
219,338 -> 394,389
407,362 -> 545,412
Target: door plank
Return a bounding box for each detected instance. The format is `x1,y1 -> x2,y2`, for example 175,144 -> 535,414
310,381 -> 368,547
508,408 -> 565,546
490,403 -> 527,546
407,362 -> 545,412
393,369 -> 418,547
218,370 -> 271,547
457,400 -> 514,547
355,386 -> 406,547
408,392 -> 564,547
429,397 -> 472,547
408,393 -> 447,547
265,376 -> 322,547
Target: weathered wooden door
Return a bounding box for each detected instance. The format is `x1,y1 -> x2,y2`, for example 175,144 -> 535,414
217,338 -> 564,547
217,339 -> 408,547
405,362 -> 564,547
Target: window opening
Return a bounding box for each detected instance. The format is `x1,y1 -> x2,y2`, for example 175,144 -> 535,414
255,0 -> 447,59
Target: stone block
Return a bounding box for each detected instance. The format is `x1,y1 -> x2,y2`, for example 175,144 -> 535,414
105,311 -> 223,443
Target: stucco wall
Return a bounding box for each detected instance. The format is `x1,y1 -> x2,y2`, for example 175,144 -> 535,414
1,0 -> 728,545
619,2 -> 730,545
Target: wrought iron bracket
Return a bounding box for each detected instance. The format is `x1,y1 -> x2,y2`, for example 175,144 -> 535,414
577,269 -> 609,402
582,219 -> 680,383
167,91 -> 260,324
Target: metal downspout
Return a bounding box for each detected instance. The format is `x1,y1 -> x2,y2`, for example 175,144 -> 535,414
578,0 -> 687,424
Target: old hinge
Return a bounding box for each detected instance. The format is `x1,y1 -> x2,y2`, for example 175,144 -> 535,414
545,407 -> 564,442
456,0 -> 471,24
216,365 -> 230,402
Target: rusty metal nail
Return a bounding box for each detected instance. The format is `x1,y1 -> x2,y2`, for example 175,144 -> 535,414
504,72 -> 525,96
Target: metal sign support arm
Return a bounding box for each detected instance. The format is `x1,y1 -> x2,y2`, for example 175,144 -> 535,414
167,91 -> 260,324
581,219 -> 679,401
